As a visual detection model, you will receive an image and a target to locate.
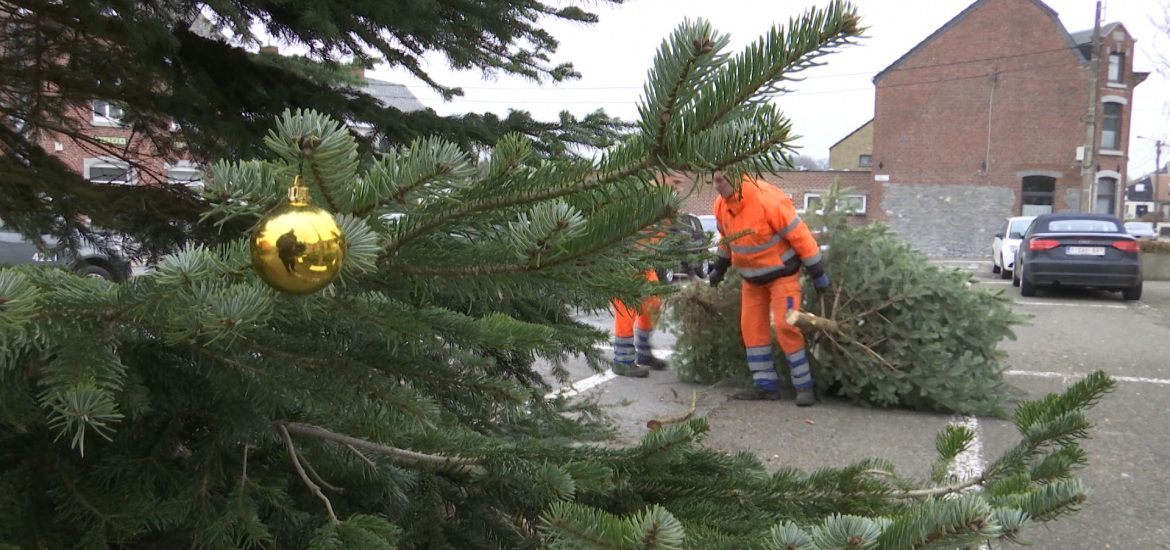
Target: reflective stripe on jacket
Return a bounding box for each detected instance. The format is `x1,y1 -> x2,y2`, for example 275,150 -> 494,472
713,176 -> 824,284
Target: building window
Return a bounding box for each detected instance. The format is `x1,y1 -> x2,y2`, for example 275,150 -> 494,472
166,164 -> 202,188
1095,177 -> 1117,215
1100,102 -> 1122,150
803,193 -> 867,215
1107,53 -> 1124,84
858,154 -> 873,167
1021,175 -> 1055,216
85,158 -> 132,185
92,100 -> 124,126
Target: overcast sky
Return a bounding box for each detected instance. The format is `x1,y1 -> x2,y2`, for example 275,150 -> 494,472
368,0 -> 1170,177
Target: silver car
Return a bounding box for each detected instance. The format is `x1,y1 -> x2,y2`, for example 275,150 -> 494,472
1124,221 -> 1158,241
0,218 -> 132,281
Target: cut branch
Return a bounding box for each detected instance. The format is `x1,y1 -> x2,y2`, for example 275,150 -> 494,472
276,421 -> 485,476
646,390 -> 698,430
785,309 -> 841,334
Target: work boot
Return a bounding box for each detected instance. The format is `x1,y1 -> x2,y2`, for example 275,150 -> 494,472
612,363 -> 650,378
795,388 -> 816,407
637,354 -> 669,370
731,387 -> 782,401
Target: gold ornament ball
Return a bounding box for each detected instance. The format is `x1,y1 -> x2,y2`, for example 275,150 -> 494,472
250,183 -> 345,294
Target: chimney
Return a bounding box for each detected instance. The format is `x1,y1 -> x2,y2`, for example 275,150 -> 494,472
259,45 -> 279,55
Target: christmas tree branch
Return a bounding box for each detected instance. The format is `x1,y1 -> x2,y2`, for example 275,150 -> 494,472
278,423 -> 339,524
275,421 -> 485,476
382,159 -> 653,255
346,444 -> 379,470
894,477 -> 985,499
300,452 -> 344,494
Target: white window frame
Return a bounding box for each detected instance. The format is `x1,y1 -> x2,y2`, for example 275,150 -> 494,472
804,192 -> 868,215
1107,52 -> 1124,84
1100,101 -> 1123,150
164,161 -> 202,189
92,100 -> 124,127
84,157 -> 134,185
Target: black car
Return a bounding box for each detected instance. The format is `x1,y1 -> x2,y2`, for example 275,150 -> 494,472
655,213 -> 713,283
1013,213 -> 1141,300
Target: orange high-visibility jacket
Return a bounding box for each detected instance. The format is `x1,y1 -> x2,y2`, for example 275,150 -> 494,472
713,176 -> 824,284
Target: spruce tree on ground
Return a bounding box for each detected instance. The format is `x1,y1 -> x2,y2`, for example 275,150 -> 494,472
0,3 -> 1117,548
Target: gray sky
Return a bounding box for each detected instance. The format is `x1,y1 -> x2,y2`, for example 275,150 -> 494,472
369,0 -> 1170,177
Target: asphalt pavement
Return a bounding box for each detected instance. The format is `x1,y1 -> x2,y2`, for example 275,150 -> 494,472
546,265 -> 1170,549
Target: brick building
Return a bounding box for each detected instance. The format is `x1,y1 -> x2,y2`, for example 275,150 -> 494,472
669,171 -> 874,217
31,66 -> 425,193
828,120 -> 873,171
863,0 -> 1147,257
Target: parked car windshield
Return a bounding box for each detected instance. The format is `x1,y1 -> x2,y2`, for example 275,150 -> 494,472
697,215 -> 718,235
1043,219 -> 1120,233
1008,218 -> 1032,237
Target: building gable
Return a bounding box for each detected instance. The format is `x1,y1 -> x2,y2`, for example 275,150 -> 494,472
872,0 -> 1084,84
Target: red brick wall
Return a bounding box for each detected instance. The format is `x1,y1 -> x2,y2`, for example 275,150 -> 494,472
32,103 -> 190,186
667,171 -> 875,216
871,0 -> 1138,215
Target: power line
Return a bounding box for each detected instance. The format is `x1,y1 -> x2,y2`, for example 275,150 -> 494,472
383,44 -> 1087,92
364,57 -> 1084,106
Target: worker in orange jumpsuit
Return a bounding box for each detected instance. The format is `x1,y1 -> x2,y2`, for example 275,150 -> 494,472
707,172 -> 830,406
610,269 -> 668,377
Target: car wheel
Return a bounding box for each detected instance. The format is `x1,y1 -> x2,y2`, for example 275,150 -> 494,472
1122,280 -> 1143,301
658,269 -> 675,285
1000,264 -> 1012,280
991,256 -> 1001,274
80,264 -> 114,281
1012,268 -> 1020,288
1019,270 -> 1036,297
692,259 -> 710,279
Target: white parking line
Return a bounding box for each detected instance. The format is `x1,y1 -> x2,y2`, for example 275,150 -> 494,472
1014,301 -> 1129,309
546,347 -> 675,399
1008,370 -> 1170,386
546,371 -> 618,400
948,416 -> 984,489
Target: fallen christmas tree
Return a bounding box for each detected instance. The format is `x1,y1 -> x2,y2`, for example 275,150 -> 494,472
0,4 -> 1114,548
667,183 -> 1027,415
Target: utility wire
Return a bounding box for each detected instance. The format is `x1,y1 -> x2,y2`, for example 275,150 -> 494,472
382,44 -> 1091,92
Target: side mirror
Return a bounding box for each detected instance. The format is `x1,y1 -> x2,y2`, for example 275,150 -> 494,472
995,233 -> 1004,239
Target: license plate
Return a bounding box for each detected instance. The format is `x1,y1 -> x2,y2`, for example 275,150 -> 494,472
1067,246 -> 1105,256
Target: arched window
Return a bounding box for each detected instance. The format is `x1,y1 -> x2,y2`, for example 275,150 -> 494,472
1096,177 -> 1118,215
1101,103 -> 1122,150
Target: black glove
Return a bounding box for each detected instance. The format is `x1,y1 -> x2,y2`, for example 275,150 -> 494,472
812,273 -> 830,292
709,268 -> 726,287
708,256 -> 731,287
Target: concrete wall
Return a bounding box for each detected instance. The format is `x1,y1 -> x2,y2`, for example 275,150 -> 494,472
1141,253 -> 1170,281
882,182 -> 1015,258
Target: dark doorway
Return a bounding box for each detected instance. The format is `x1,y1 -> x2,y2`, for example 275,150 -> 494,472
1021,175 -> 1055,215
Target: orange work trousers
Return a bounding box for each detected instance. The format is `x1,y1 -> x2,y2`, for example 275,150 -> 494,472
612,270 -> 661,366
740,274 -> 813,391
